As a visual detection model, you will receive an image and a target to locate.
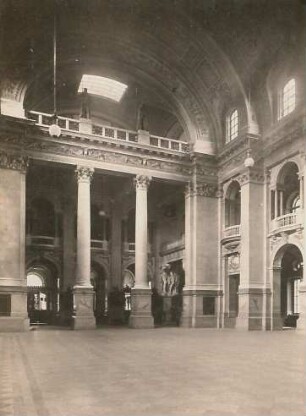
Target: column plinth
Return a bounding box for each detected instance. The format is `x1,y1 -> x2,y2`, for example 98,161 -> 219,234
72,166 -> 95,330
129,175 -> 154,328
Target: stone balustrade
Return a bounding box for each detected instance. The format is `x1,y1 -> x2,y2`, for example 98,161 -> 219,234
271,211 -> 303,232
223,225 -> 241,239
26,111 -> 188,154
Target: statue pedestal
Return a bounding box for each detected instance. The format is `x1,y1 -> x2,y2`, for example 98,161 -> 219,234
162,295 -> 182,326
163,296 -> 173,324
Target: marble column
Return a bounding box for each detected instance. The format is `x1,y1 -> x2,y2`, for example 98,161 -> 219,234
0,153 -> 29,331
72,166 -> 96,329
236,168 -> 265,330
181,179 -> 220,328
129,175 -> 154,328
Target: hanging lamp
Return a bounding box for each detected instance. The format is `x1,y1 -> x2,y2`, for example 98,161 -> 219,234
49,1 -> 61,137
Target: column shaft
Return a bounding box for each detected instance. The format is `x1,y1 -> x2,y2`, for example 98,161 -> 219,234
135,181 -> 149,288
76,171 -> 92,287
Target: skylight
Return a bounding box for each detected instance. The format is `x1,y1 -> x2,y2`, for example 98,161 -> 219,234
78,74 -> 127,102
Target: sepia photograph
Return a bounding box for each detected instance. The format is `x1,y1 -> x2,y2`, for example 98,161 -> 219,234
0,0 -> 305,415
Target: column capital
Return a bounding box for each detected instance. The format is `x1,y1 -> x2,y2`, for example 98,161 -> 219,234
75,166 -> 94,183
237,168 -> 264,186
134,175 -> 151,190
0,151 -> 28,173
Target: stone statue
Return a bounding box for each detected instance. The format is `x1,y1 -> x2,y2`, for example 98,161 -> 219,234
160,264 -> 179,296
80,88 -> 91,119
136,103 -> 149,131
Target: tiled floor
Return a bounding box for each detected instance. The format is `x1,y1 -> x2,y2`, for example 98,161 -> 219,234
0,327 -> 305,416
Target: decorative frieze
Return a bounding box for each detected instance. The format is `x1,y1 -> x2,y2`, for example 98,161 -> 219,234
185,181 -> 218,198
0,151 -> 28,172
0,133 -> 192,179
75,166 -> 94,182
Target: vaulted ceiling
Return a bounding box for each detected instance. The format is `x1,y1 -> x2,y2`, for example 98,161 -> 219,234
0,0 -> 304,148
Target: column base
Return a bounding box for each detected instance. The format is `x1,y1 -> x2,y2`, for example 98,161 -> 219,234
236,288 -> 266,330
0,286 -> 29,332
0,317 -> 30,332
296,286 -> 306,331
180,290 -> 220,328
129,288 -> 154,329
270,314 -> 284,330
72,286 -> 96,330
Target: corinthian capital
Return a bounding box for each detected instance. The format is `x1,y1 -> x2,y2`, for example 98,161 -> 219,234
75,166 -> 94,182
134,175 -> 151,190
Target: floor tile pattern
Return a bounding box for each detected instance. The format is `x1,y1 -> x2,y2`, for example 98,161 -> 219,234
0,327 -> 305,416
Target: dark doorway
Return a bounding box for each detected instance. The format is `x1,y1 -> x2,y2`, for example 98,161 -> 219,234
27,261 -> 59,325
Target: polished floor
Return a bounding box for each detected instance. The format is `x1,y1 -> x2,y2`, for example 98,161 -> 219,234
0,326 -> 305,416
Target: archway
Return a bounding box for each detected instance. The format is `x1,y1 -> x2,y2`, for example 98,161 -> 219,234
273,244 -> 303,329
26,260 -> 59,325
91,262 -> 107,325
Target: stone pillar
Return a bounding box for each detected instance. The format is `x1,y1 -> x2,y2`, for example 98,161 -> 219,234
272,266 -> 284,330
0,153 -> 29,331
129,175 -> 154,328
181,176 -> 220,328
72,166 -> 95,329
111,205 -> 122,289
297,156 -> 306,331
63,196 -> 76,290
236,168 -> 265,330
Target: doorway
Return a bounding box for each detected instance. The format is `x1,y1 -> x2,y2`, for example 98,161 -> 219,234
27,262 -> 59,325
273,244 -> 303,328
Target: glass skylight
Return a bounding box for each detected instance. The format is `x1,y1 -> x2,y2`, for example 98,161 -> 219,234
78,74 -> 127,102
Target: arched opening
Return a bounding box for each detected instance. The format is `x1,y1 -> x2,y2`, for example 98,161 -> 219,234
272,162 -> 300,220
26,260 -> 59,325
225,181 -> 241,228
91,262 -> 107,325
273,244 -> 303,329
122,265 -> 135,317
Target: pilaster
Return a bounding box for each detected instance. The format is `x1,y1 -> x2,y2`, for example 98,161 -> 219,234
0,151 -> 29,331
236,168 -> 265,330
181,155 -> 221,328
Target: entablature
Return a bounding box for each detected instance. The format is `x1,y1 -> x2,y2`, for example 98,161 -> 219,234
0,116 -> 193,183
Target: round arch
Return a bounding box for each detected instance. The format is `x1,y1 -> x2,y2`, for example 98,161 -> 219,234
26,258 -> 59,325
272,243 -> 303,330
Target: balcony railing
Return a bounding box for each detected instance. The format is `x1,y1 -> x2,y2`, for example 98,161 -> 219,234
90,240 -> 110,251
271,211 -> 303,232
162,236 -> 185,252
123,242 -> 135,252
223,225 -> 241,239
122,242 -> 152,253
26,110 -> 188,154
26,235 -> 61,247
